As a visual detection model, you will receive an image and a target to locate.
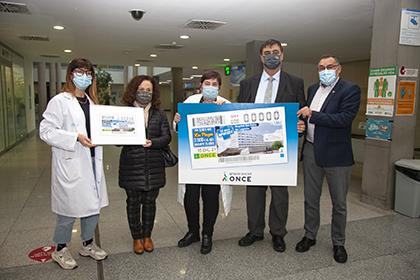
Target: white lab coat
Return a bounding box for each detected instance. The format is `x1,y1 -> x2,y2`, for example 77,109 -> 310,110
174,94 -> 233,216
39,92 -> 108,217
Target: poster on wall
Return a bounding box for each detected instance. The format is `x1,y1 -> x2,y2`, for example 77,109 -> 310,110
396,81 -> 417,115
230,65 -> 246,86
365,119 -> 392,141
366,66 -> 397,117
399,8 -> 420,46
177,103 -> 299,186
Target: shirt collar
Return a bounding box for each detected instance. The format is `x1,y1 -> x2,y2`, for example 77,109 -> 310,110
262,69 -> 281,82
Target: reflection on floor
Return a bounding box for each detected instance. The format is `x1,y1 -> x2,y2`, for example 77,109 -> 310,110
0,131 -> 419,279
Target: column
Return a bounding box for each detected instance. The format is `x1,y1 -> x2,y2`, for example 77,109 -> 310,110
361,0 -> 420,209
37,62 -> 47,121
123,65 -> 128,90
49,63 -> 56,98
56,62 -> 62,93
147,66 -> 153,77
132,65 -> 137,77
171,67 -> 183,118
245,40 -> 264,78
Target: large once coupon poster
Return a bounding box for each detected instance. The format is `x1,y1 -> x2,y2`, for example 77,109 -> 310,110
178,103 -> 299,186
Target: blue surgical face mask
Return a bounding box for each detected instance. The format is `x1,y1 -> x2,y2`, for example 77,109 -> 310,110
319,69 -> 337,86
73,74 -> 92,90
202,86 -> 219,100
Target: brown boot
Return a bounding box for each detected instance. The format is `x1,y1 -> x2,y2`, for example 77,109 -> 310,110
143,238 -> 154,252
133,239 -> 144,254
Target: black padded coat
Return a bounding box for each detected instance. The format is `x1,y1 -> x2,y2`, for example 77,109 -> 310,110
118,106 -> 171,191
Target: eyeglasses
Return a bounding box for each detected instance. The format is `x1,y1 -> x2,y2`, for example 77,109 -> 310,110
73,68 -> 93,77
318,64 -> 338,72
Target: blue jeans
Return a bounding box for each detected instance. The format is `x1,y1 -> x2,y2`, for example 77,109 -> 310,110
53,214 -> 99,244
53,157 -> 99,244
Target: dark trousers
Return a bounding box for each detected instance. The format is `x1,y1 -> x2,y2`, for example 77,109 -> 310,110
184,184 -> 221,237
246,185 -> 289,237
302,142 -> 350,246
125,189 -> 160,240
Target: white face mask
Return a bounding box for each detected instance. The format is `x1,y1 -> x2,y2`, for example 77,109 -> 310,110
202,86 -> 218,100
319,69 -> 337,85
73,74 -> 92,90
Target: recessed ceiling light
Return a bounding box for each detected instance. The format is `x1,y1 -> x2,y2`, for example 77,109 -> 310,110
150,54 -> 157,57
191,74 -> 202,78
192,66 -> 198,69
180,35 -> 189,39
134,63 -> 140,67
224,58 -> 230,62
123,51 -> 130,55
64,49 -> 72,53
53,25 -> 65,30
281,43 -> 287,47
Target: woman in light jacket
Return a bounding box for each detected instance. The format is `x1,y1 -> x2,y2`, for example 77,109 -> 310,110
173,70 -> 233,254
118,75 -> 171,255
40,58 -> 108,270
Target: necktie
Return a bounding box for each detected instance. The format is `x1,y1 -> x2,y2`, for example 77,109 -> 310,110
264,77 -> 274,104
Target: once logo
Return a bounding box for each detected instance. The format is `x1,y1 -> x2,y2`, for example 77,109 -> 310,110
229,175 -> 251,182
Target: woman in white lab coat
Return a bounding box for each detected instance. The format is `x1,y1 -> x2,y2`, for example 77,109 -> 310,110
39,58 -> 108,270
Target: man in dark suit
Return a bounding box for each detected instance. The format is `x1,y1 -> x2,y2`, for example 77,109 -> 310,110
296,54 -> 361,263
237,39 -> 306,252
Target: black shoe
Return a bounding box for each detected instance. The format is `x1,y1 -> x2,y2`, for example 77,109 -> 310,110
272,235 -> 286,252
178,232 -> 200,248
200,235 -> 212,254
295,236 -> 316,252
238,232 -> 263,246
333,245 -> 347,263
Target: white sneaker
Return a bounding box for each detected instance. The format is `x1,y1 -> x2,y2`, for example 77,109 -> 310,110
79,243 -> 108,260
51,247 -> 78,270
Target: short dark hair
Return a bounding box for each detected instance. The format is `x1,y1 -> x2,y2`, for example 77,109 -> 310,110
318,54 -> 340,65
259,39 -> 284,55
200,70 -> 222,87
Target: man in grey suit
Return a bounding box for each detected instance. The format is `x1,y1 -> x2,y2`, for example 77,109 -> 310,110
237,39 -> 306,252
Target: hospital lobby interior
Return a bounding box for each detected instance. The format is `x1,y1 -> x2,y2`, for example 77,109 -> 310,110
1,0 -> 420,279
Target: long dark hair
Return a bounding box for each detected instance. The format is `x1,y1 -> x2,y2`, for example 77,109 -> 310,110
122,75 -> 161,108
61,57 -> 99,104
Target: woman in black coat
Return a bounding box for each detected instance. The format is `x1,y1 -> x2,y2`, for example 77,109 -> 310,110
119,75 -> 171,254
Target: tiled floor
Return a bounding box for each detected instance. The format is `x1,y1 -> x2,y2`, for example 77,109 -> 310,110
0,126 -> 419,280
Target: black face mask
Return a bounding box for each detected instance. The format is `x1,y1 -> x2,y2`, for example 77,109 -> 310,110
136,91 -> 152,105
263,53 -> 281,70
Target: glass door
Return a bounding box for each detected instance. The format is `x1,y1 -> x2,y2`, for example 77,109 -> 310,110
0,65 -> 5,152
5,65 -> 16,146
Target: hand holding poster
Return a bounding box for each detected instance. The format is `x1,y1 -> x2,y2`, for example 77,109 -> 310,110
178,103 -> 299,186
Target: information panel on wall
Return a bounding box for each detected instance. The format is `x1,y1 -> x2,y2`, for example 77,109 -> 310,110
366,66 -> 397,117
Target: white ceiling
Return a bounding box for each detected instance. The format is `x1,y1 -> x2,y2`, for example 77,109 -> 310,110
0,0 -> 374,79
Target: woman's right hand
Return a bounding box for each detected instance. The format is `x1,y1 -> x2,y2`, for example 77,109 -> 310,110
174,112 -> 181,124
77,134 -> 97,148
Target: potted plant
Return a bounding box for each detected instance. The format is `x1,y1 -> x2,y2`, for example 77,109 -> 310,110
95,68 -> 113,105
